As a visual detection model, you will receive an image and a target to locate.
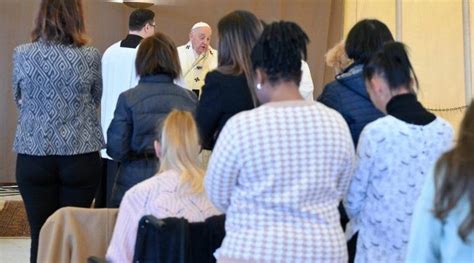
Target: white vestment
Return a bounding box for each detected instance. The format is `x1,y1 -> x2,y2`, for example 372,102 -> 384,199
176,42 -> 218,93
101,41 -> 140,159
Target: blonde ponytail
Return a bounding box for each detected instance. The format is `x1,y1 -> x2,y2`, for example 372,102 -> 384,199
158,110 -> 204,193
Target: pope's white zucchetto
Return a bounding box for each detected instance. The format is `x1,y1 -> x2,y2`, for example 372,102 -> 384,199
191,22 -> 211,30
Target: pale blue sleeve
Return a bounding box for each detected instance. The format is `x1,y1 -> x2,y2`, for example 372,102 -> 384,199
406,170 -> 441,263
344,128 -> 374,220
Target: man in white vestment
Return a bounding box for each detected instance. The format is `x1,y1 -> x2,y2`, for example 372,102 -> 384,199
98,8 -> 155,207
177,22 -> 218,95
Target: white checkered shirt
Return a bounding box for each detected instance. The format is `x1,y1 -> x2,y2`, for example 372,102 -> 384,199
205,100 -> 355,262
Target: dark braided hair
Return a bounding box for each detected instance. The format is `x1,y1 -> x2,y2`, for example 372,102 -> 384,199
251,21 -> 309,86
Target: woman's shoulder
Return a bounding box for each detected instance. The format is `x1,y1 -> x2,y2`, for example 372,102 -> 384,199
126,175 -> 160,196
431,117 -> 454,134
57,43 -> 101,58
203,71 -> 248,103
124,172 -> 175,201
131,170 -> 180,192
314,101 -> 346,119
129,81 -> 197,104
80,45 -> 100,53
359,116 -> 399,140
76,45 -> 101,59
170,83 -> 198,98
14,42 -> 37,55
361,115 -> 454,144
205,70 -> 246,85
205,70 -> 226,79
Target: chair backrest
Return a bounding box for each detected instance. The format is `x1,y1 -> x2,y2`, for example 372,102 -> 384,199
38,207 -> 119,263
187,215 -> 226,262
133,214 -> 226,263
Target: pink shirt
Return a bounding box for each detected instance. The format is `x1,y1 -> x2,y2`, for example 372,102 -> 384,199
106,169 -> 221,262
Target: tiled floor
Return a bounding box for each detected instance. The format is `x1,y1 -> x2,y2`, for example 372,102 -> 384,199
0,187 -> 30,262
0,238 -> 30,262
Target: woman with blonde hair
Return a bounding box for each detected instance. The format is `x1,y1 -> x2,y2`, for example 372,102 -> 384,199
106,110 -> 221,262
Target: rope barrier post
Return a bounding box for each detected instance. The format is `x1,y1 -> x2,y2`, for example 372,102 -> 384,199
463,0 -> 473,104
396,0 -> 402,41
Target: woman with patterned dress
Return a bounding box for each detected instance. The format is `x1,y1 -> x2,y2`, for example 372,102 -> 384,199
205,21 -> 355,262
344,42 -> 454,263
12,1 -> 103,262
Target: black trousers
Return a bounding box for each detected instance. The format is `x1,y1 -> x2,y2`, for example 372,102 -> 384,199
339,203 -> 357,263
16,152 -> 101,263
94,158 -> 119,208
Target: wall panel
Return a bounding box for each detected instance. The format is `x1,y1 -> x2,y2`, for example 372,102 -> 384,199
344,0 -> 396,37
403,0 -> 466,130
343,0 -> 469,133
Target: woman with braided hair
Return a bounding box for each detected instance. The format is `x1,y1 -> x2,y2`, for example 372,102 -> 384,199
205,21 -> 355,262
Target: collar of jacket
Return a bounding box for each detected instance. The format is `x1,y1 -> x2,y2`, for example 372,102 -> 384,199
336,62 -> 364,80
386,93 -> 436,125
120,34 -> 143,48
139,74 -> 174,84
334,62 -> 370,100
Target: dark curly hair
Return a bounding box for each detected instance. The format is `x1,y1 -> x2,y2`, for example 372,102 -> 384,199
251,21 -> 309,86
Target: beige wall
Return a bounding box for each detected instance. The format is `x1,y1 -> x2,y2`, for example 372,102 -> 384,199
343,0 -> 472,134
0,0 -> 343,182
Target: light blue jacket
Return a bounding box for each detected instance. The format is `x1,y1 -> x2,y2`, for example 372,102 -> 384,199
406,169 -> 474,263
